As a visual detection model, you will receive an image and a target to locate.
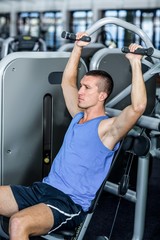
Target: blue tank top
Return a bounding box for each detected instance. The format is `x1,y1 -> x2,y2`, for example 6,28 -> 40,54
43,112 -> 119,211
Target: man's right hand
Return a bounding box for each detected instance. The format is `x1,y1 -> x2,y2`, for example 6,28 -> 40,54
75,32 -> 91,48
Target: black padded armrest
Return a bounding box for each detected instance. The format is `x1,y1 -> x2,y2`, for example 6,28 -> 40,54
122,135 -> 150,156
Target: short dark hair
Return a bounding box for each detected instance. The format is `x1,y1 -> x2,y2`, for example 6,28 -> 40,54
85,70 -> 114,100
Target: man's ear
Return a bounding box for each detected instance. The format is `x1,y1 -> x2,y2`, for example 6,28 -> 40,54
99,92 -> 108,102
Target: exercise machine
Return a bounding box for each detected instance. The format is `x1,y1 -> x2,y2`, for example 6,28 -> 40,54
87,17 -> 160,240
0,17 -> 160,240
58,42 -> 106,69
1,35 -> 47,58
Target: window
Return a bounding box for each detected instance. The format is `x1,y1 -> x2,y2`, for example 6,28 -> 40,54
41,11 -> 63,50
154,10 -> 160,49
102,9 -> 160,50
0,13 -> 10,39
17,12 -> 40,37
70,10 -> 93,33
102,10 -> 128,48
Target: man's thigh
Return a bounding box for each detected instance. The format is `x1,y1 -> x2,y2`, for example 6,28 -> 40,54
0,186 -> 18,217
10,182 -> 85,232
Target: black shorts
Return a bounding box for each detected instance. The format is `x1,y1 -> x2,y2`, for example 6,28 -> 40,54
10,182 -> 86,233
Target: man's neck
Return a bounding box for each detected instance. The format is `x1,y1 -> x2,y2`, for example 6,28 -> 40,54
80,110 -> 106,123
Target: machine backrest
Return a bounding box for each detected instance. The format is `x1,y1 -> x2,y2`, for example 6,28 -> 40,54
90,48 -> 157,116
58,42 -> 106,69
0,51 -> 87,185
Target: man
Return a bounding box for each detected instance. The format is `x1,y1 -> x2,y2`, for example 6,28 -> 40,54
0,33 -> 147,240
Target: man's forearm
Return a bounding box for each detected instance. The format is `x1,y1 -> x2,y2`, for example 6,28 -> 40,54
130,59 -> 147,113
62,44 -> 83,87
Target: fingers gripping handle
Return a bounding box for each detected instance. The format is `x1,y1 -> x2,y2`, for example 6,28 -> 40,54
61,31 -> 91,42
121,46 -> 154,56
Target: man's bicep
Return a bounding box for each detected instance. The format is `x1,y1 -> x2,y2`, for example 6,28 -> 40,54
111,106 -> 140,139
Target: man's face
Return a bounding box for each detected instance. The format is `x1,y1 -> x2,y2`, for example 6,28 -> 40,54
78,75 -> 100,109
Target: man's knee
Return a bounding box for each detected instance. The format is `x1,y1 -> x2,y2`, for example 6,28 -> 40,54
9,213 -> 28,236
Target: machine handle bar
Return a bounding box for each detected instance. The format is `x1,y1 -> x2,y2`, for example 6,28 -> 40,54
121,46 -> 154,56
86,17 -> 160,59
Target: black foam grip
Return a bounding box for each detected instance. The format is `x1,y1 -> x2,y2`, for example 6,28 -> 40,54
61,31 -> 91,42
121,46 -> 154,56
